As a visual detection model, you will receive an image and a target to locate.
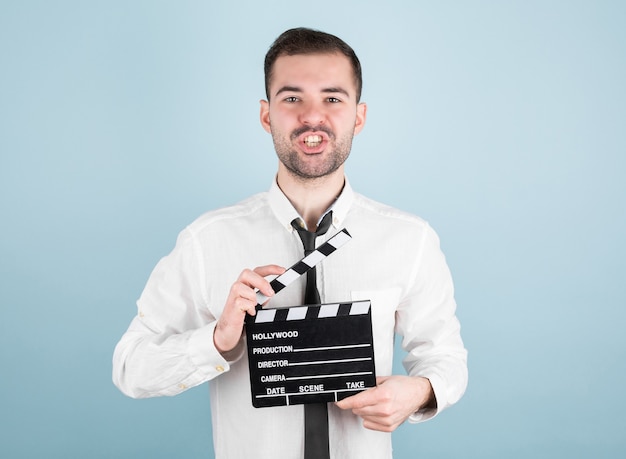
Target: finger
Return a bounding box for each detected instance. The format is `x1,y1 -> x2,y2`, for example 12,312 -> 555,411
337,377 -> 391,410
239,266 -> 285,297
232,295 -> 257,316
375,375 -> 390,385
361,417 -> 398,433
254,265 -> 286,297
229,265 -> 286,315
336,387 -> 380,410
228,282 -> 258,312
253,264 -> 286,277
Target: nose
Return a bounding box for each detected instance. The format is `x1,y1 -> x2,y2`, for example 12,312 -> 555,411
298,100 -> 325,126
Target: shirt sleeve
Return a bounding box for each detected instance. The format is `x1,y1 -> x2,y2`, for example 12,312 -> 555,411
395,223 -> 468,423
112,227 -> 244,399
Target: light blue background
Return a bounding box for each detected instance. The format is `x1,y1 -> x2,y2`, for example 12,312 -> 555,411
1,1 -> 625,458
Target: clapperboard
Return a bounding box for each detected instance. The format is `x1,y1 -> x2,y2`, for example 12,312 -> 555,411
245,228 -> 376,408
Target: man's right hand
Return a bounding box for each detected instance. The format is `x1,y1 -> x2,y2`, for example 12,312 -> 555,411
213,265 -> 285,354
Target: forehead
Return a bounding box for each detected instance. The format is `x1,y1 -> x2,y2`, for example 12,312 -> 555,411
269,53 -> 357,98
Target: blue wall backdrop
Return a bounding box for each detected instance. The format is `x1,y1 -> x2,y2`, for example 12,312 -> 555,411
1,1 -> 625,457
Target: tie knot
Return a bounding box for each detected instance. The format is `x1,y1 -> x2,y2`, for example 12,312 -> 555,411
291,211 -> 333,253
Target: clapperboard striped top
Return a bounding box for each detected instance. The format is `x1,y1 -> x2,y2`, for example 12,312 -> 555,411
250,300 -> 371,324
255,228 -> 352,308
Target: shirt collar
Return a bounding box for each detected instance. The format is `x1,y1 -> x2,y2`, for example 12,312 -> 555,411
268,176 -> 354,233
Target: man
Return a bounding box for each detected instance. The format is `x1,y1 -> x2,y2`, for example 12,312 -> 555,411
113,28 -> 467,458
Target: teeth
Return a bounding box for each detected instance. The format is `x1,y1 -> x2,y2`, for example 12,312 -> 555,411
304,135 -> 322,147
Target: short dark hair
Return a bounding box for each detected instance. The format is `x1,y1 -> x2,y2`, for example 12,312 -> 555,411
264,27 -> 363,102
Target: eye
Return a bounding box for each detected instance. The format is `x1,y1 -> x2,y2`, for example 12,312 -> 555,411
284,96 -> 299,103
327,97 -> 341,103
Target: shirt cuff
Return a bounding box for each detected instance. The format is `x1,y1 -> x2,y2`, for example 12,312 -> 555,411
188,322 -> 245,377
407,372 -> 445,423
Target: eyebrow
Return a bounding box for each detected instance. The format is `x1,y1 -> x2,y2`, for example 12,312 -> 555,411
274,86 -> 351,99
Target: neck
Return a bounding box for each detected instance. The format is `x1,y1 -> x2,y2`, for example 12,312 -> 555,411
276,165 -> 344,230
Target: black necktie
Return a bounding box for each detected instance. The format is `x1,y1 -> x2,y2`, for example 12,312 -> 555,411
291,211 -> 332,459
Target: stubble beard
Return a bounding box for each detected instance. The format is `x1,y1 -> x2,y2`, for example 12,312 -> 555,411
272,126 -> 354,181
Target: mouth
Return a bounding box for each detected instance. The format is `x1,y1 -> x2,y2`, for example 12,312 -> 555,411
296,130 -> 330,154
303,135 -> 323,148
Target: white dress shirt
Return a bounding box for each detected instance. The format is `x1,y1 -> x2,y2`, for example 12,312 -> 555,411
112,178 -> 468,459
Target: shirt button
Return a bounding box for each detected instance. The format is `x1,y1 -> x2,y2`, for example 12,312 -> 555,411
216,365 -> 225,372
178,383 -> 187,389
333,217 -> 340,226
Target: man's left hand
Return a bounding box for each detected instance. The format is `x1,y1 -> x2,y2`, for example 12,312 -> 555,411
335,376 -> 435,432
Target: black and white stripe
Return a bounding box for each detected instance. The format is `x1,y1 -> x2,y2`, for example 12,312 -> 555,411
255,228 -> 352,307
249,300 -> 370,324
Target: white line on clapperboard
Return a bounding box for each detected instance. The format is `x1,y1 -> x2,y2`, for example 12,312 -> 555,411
292,343 -> 371,352
256,387 -> 373,401
289,357 -> 372,366
286,371 -> 372,381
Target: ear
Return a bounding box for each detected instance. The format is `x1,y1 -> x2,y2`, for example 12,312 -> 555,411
353,102 -> 367,135
260,99 -> 271,133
